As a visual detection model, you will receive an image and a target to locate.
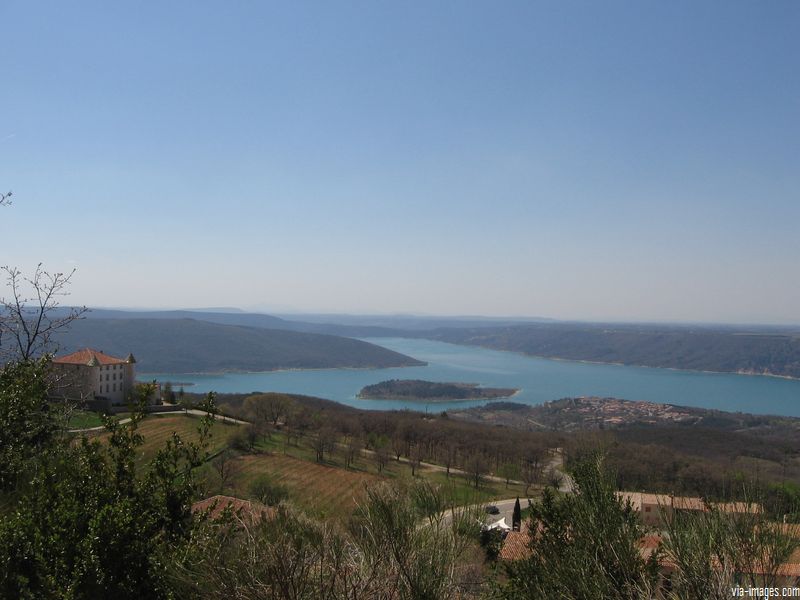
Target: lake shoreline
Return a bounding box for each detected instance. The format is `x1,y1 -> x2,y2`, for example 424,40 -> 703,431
138,337 -> 800,418
412,339 -> 800,382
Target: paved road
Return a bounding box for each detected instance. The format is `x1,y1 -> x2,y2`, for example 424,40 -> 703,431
68,407 -> 249,433
441,496 -> 534,528
547,448 -> 575,494
484,496 -> 531,528
185,408 -> 250,425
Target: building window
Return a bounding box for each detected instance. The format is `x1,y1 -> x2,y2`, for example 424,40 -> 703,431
113,383 -> 116,392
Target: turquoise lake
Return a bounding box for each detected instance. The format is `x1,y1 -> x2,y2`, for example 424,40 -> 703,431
144,337 -> 800,417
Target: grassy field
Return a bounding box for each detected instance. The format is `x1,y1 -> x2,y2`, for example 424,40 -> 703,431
227,453 -> 383,520
90,413 -> 237,465
219,433 -> 534,520
216,449 -> 530,522
67,410 -> 104,429
90,414 -> 536,521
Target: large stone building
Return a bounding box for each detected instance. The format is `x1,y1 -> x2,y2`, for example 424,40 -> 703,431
51,348 -> 138,409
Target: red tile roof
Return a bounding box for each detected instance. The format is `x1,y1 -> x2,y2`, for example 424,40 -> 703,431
499,522 -> 539,561
53,348 -> 128,366
191,495 -> 272,524
499,530 -> 531,561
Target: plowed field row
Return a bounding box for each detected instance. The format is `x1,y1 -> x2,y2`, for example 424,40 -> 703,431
232,453 -> 384,519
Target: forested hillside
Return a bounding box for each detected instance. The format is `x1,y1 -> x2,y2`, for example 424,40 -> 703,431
54,318 -> 425,373
423,323 -> 800,378
67,309 -> 800,378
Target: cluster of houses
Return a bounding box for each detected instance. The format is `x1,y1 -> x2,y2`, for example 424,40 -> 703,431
50,347 -> 160,411
494,491 -> 800,584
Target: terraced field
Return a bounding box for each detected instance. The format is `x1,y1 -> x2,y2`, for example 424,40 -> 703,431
230,453 -> 384,520
86,414 -> 530,521
90,414 -> 237,464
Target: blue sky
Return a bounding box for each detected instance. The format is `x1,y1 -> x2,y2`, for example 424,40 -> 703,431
1,1 -> 798,323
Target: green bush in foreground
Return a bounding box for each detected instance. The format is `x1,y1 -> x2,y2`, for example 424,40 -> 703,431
0,360 -> 217,599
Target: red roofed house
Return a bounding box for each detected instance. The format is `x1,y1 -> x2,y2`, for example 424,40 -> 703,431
616,492 -> 761,527
191,495 -> 273,525
51,348 -> 140,409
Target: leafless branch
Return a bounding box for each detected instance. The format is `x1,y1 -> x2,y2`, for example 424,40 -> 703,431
0,191 -> 11,207
0,263 -> 88,361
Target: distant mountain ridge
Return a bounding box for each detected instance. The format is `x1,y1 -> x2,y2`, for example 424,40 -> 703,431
422,323 -> 800,379
77,308 -> 401,338
53,318 -> 425,373
58,308 -> 800,378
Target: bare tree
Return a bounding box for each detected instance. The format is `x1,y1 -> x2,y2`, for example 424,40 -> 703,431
0,264 -> 87,361
465,452 -> 488,489
243,394 -> 273,440
311,426 -> 337,463
521,448 -> 545,496
211,449 -> 240,494
373,444 -> 389,473
498,461 -> 520,488
391,434 -> 406,462
0,191 -> 10,207
265,394 -> 290,426
521,462 -> 540,496
441,441 -> 458,478
344,435 -> 362,470
409,444 -> 423,477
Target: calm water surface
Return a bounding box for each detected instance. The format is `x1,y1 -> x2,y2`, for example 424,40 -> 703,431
144,337 -> 800,417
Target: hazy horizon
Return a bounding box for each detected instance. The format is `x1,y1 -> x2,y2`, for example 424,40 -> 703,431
2,2 -> 798,324
83,304 -> 800,328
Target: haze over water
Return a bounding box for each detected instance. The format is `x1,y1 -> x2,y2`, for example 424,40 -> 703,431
146,338 -> 800,417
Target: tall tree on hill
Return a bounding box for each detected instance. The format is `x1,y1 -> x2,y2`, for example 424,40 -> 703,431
512,497 -> 522,531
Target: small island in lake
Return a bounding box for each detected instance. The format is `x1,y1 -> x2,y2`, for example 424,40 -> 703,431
357,379 -> 520,402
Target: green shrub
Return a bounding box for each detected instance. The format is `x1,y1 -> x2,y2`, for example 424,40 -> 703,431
249,474 -> 289,506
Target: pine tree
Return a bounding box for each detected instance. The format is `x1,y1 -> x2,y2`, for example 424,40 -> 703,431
513,497 -> 522,531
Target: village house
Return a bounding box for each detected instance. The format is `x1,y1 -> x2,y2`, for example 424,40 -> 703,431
50,348 -> 154,411
616,491 -> 762,527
